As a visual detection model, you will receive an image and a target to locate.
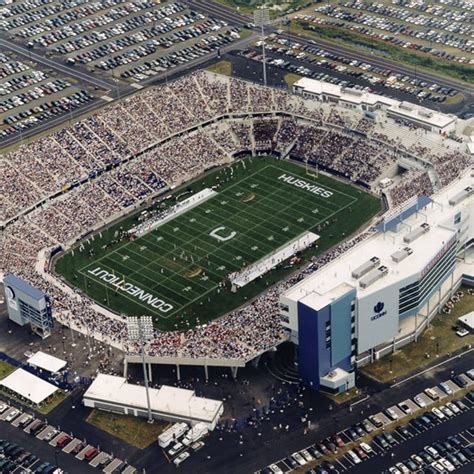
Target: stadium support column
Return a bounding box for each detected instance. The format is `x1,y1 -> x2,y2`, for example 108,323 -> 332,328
123,359 -> 128,378
204,365 -> 209,383
230,366 -> 238,380
148,363 -> 153,383
176,364 -> 181,382
251,355 -> 261,368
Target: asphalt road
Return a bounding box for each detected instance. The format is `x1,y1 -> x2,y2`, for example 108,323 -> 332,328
0,39 -> 114,90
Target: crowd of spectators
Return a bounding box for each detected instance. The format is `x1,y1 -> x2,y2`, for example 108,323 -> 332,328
388,171 -> 434,208
1,70 -> 470,364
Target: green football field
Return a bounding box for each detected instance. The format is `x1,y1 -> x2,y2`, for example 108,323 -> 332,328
56,157 -> 381,330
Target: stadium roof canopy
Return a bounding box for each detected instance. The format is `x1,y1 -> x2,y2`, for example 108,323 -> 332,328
84,374 -> 223,427
27,351 -> 66,374
0,368 -> 58,405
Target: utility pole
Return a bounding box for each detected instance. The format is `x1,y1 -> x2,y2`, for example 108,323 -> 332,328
126,316 -> 154,423
254,8 -> 270,87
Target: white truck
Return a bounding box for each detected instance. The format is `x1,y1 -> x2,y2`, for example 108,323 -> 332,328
158,422 -> 188,448
182,422 -> 208,446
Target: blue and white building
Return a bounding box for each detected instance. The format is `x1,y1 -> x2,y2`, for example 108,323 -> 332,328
280,170 -> 474,393
3,273 -> 53,338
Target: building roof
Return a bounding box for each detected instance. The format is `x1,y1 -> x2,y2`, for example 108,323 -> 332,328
293,78 -> 455,129
3,273 -> 46,300
83,374 -> 222,423
458,311 -> 474,330
294,77 -> 397,107
0,368 -> 58,405
387,101 -> 455,129
27,351 -> 67,374
284,169 -> 473,303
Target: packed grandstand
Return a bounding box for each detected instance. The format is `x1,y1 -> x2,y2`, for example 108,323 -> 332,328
0,71 -> 471,363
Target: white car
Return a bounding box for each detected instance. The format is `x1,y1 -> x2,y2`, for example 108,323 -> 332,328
168,442 -> 183,457
424,446 -> 439,459
440,405 -> 454,417
414,395 -> 426,408
431,461 -> 445,473
5,409 -> 19,422
446,402 -> 460,414
0,403 -> 9,413
291,452 -> 306,466
395,462 -> 410,474
360,442 -> 373,454
385,408 -> 399,420
300,450 -> 314,462
432,407 -> 445,420
347,450 -> 361,464
173,451 -> 190,466
269,464 -> 283,474
439,457 -> 455,472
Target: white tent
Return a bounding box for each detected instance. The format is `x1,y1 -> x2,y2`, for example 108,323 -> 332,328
0,368 -> 58,405
27,351 -> 66,374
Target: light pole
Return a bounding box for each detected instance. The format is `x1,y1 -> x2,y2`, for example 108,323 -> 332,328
254,8 -> 270,87
126,316 -> 154,423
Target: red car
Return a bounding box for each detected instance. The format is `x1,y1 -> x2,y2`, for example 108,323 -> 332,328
84,447 -> 99,462
332,434 -> 345,448
354,446 -> 367,460
56,434 -> 72,449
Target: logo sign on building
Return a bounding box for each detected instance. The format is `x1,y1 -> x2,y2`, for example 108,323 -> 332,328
5,286 -> 18,311
371,301 -> 387,321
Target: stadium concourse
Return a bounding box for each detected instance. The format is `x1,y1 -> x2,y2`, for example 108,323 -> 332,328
0,71 -> 472,371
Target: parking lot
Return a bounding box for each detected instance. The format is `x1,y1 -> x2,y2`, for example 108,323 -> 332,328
293,0 -> 473,66
260,369 -> 474,473
1,0 -> 243,82
0,49 -> 98,142
243,32 -> 465,109
0,400 -> 135,473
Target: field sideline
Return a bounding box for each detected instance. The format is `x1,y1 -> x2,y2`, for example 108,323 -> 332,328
56,156 -> 381,330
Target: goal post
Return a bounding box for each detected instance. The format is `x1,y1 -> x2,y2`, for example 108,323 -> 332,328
305,159 -> 319,179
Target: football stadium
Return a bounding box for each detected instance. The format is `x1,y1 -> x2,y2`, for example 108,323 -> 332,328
55,156 -> 380,330
1,70 -> 472,392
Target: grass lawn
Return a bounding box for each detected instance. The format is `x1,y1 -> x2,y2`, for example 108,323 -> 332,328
207,60 -> 233,76
284,73 -> 302,87
361,288 -> 474,383
290,21 -> 473,84
0,361 -> 16,379
87,409 -> 168,449
323,387 -> 360,405
37,390 -> 67,415
55,156 -> 381,330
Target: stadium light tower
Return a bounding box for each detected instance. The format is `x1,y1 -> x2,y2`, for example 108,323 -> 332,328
126,316 -> 154,423
254,7 -> 270,87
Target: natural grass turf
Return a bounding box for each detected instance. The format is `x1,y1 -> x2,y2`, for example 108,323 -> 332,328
55,156 -> 381,331
87,409 -> 168,449
207,60 -> 233,76
0,361 -> 15,380
323,387 -> 360,405
284,73 -> 303,87
37,390 -> 67,415
361,288 -> 474,383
